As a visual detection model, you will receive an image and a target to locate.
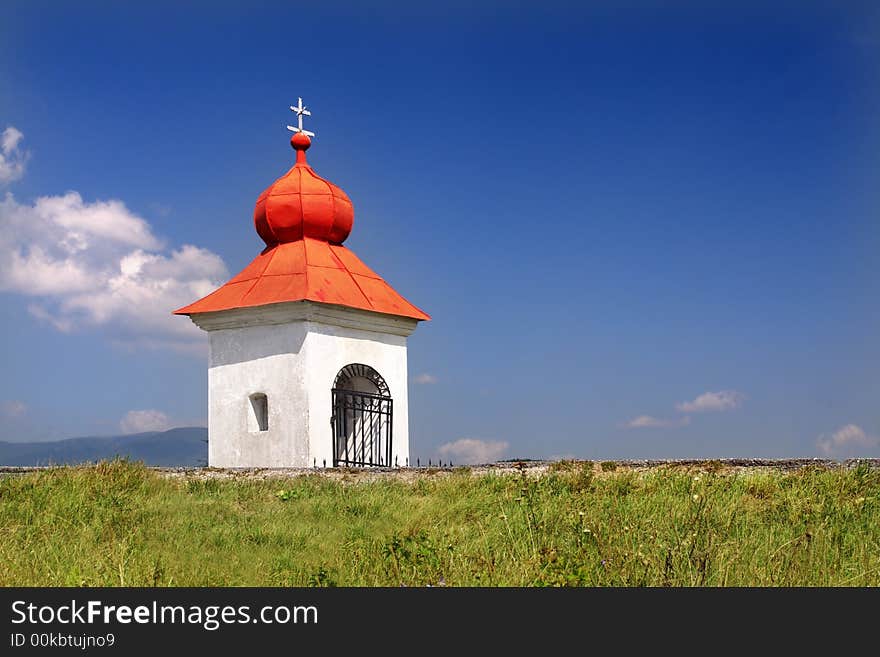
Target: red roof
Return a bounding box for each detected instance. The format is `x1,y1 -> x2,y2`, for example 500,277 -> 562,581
174,132 -> 429,321
173,238 -> 429,320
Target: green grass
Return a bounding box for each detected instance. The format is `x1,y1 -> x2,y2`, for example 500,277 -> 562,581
1,459 -> 878,586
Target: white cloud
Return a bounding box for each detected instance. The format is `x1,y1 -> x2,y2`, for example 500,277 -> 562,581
35,191 -> 163,251
26,303 -> 73,332
119,409 -> 172,434
1,400 -> 27,417
437,438 -> 509,464
624,415 -> 691,429
817,424 -> 879,457
0,126 -> 28,184
0,189 -> 228,353
2,127 -> 23,153
676,390 -> 744,413
413,373 -> 438,384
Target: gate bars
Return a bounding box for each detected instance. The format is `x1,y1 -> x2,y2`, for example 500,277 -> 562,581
331,388 -> 393,467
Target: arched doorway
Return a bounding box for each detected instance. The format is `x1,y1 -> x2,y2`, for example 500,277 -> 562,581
331,364 -> 393,467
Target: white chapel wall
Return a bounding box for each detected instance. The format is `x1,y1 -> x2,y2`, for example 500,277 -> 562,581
202,307 -> 412,468
207,321 -> 309,467
303,321 -> 410,469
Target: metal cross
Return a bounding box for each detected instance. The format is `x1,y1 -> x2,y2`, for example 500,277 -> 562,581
287,97 -> 315,137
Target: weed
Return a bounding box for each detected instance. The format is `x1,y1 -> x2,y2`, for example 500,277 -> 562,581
307,566 -> 337,587
275,489 -> 298,502
570,464 -> 595,493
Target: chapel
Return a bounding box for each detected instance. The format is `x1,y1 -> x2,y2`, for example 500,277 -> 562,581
174,99 -> 429,468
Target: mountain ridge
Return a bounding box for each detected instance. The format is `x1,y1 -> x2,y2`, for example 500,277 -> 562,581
0,427 -> 208,466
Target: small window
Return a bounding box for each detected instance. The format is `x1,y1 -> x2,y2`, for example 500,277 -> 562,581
248,393 -> 268,432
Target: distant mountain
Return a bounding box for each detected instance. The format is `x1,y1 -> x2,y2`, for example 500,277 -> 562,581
0,427 -> 208,467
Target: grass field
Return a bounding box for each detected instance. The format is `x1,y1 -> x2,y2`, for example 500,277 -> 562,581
1,459 -> 878,586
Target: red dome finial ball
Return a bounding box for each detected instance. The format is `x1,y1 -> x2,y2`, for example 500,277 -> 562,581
290,132 -> 311,151
254,135 -> 354,246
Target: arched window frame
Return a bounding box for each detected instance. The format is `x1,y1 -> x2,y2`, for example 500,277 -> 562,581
332,363 -> 391,398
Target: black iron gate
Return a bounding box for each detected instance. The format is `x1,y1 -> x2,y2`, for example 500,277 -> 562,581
332,388 -> 393,467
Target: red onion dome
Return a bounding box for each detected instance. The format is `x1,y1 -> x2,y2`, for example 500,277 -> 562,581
254,133 -> 354,246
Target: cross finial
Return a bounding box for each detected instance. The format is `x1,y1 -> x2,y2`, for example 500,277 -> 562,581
287,97 -> 315,138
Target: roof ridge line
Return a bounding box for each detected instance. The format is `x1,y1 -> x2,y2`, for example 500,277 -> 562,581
239,246 -> 280,305
337,258 -> 374,313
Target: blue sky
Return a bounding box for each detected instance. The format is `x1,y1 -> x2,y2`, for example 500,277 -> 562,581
1,2 -> 878,461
